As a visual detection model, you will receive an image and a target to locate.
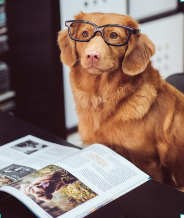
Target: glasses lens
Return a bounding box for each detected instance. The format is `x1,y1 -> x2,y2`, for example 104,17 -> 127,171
69,22 -> 94,41
103,26 -> 128,45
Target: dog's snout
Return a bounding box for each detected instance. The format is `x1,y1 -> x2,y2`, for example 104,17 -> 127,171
85,50 -> 101,63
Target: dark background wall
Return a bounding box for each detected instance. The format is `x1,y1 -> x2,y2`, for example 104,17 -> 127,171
3,0 -> 66,139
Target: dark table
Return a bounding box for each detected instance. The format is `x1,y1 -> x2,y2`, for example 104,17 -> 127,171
0,110 -> 184,218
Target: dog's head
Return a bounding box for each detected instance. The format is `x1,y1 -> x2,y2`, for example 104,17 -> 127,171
58,12 -> 155,76
20,180 -> 56,202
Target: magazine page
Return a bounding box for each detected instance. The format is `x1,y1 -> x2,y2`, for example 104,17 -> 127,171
0,143 -> 149,218
57,144 -> 149,218
0,135 -> 79,187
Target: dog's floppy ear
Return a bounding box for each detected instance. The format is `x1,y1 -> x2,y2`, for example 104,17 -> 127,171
58,29 -> 77,67
122,33 -> 155,75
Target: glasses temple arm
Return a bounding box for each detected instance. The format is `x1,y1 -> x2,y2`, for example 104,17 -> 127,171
132,29 -> 141,34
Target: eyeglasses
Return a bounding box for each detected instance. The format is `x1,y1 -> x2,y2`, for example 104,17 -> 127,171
65,20 -> 140,46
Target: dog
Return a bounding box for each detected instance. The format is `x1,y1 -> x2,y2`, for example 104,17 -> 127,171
58,12 -> 184,191
21,170 -> 77,201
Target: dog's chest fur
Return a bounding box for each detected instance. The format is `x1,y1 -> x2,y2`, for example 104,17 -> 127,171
70,65 -> 158,151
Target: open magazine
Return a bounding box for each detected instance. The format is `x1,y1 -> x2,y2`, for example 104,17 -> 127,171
0,135 -> 150,218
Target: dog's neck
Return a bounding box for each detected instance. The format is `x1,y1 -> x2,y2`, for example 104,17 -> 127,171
70,61 -> 160,121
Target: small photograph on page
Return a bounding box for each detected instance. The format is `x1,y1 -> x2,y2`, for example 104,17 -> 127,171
11,140 -> 48,155
0,164 -> 36,187
10,165 -> 98,217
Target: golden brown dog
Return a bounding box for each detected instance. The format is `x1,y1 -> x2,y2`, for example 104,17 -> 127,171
58,12 -> 184,191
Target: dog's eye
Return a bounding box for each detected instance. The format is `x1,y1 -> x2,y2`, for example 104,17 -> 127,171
82,31 -> 89,38
110,32 -> 118,39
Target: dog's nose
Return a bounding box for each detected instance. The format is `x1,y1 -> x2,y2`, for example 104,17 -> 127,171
85,50 -> 101,63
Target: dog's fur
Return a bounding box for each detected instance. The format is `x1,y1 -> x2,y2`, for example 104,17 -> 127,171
21,171 -> 77,201
58,12 -> 184,190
